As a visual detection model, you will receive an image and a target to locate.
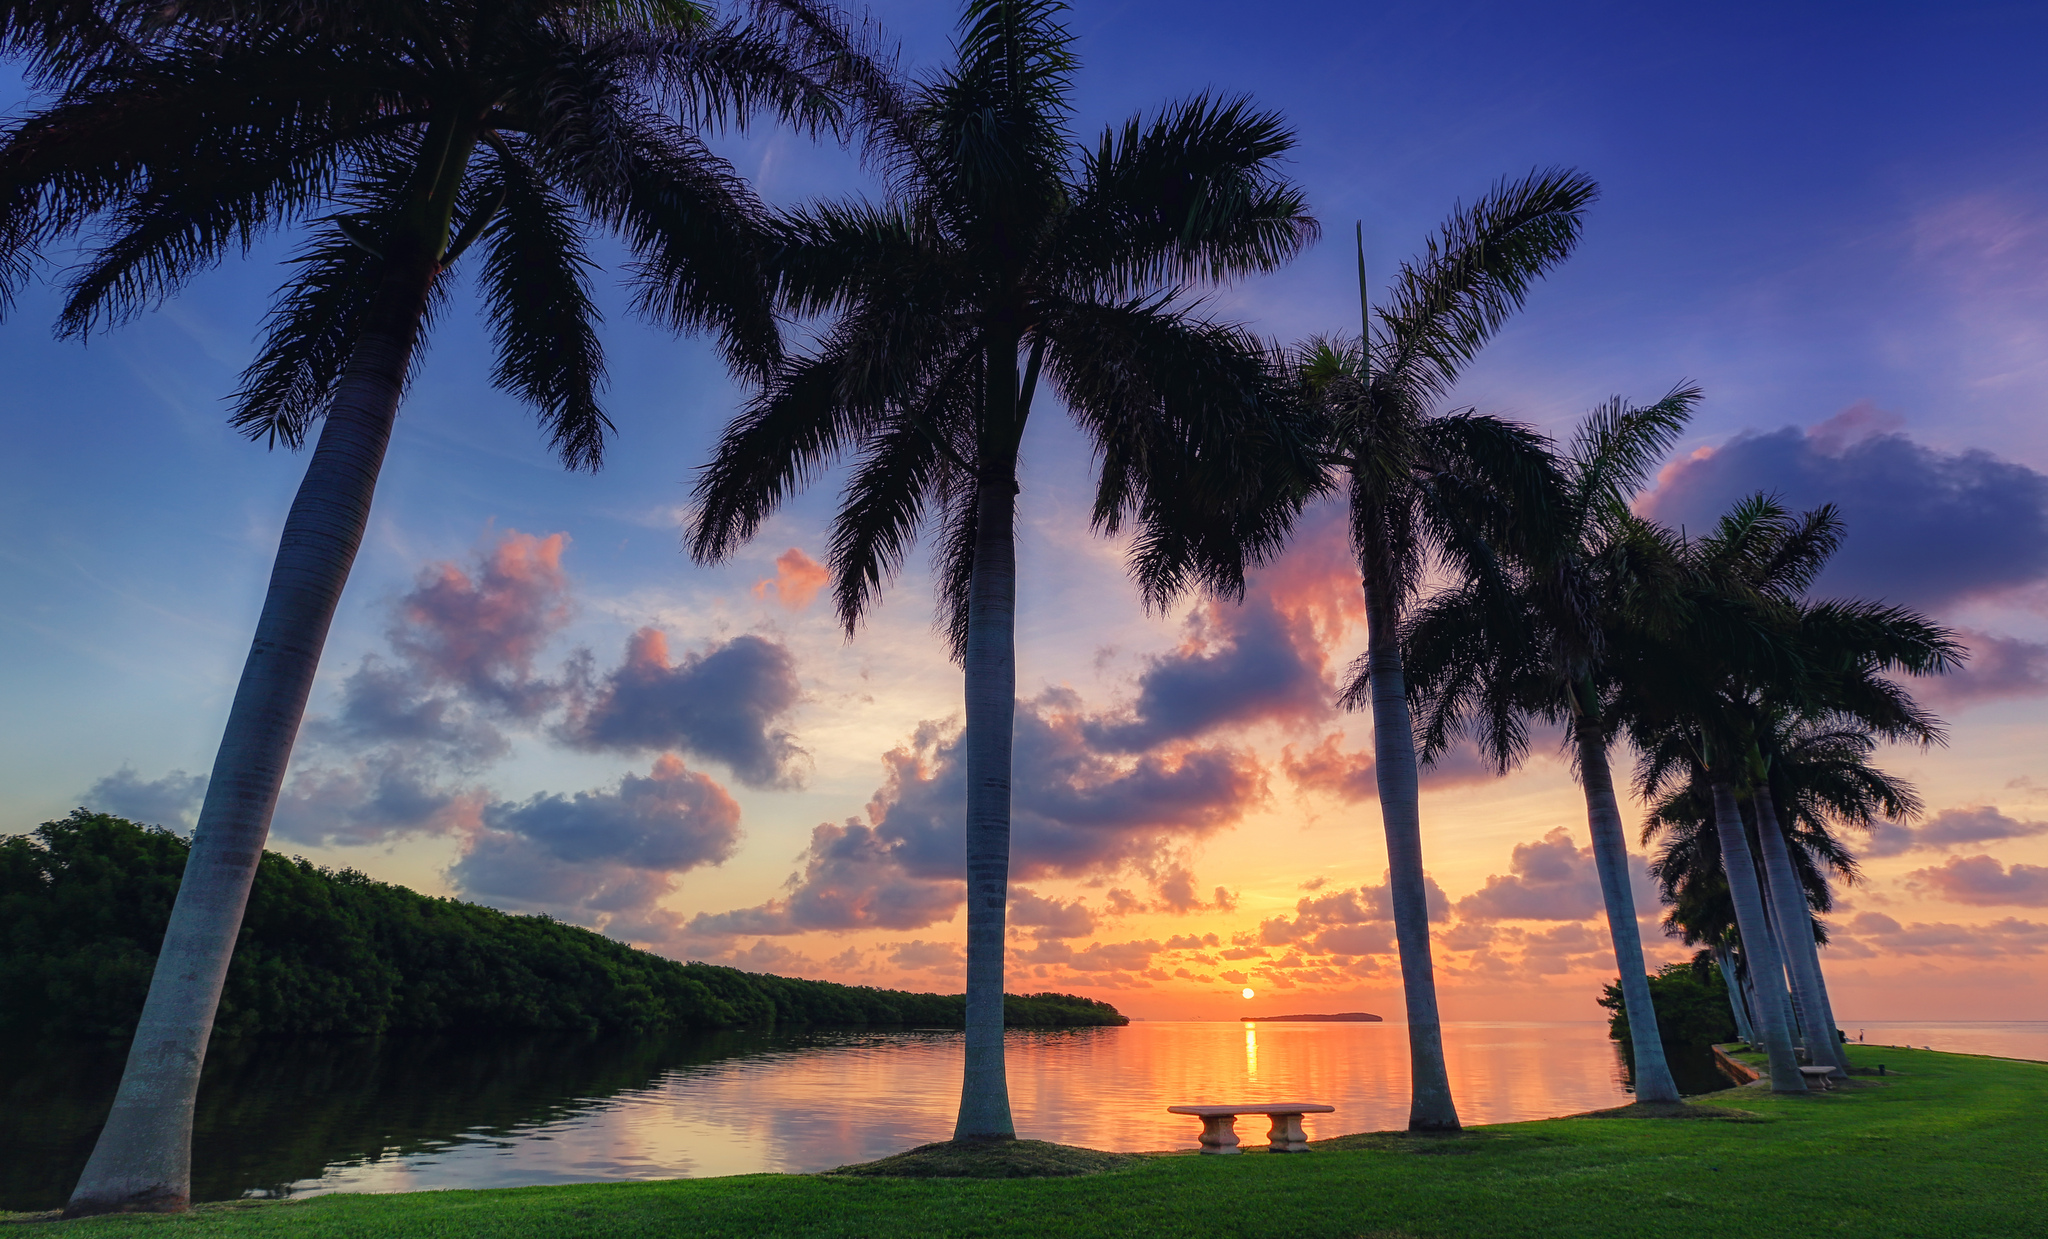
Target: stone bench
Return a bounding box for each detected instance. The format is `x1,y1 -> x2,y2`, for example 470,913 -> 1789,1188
1166,1103 -> 1335,1154
1799,1065 -> 1838,1090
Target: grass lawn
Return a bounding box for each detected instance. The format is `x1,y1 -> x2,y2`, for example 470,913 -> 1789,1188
13,1045 -> 2042,1238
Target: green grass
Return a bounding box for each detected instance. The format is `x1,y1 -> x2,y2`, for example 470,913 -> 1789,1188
14,1046 -> 2043,1238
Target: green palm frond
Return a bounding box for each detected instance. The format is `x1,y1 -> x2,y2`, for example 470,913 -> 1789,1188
473,144 -> 611,471
1061,92 -> 1317,295
1371,167 -> 1597,411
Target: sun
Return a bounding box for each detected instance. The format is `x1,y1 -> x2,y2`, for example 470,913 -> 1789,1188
1241,987 -> 1255,999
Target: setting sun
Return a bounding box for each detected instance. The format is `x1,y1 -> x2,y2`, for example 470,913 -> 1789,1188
1241,988 -> 1255,999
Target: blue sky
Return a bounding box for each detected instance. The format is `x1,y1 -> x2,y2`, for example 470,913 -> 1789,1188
4,0 -> 2047,1019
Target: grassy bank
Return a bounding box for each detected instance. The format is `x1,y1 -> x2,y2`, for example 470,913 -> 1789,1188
18,1046 -> 2042,1238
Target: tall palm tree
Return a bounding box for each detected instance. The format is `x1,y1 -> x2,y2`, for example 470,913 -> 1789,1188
688,0 -> 1319,1140
0,0 -> 870,1215
1626,496 -> 1959,1090
1404,386 -> 1702,1104
1646,715 -> 1920,1069
1309,168 -> 1597,1131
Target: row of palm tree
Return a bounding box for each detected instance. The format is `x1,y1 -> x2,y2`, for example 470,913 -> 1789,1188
0,0 -> 1958,1216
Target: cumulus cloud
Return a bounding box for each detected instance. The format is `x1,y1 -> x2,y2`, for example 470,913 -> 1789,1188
1257,872 -> 1452,956
1084,593 -> 1331,752
1281,732 -> 1504,802
1010,888 -> 1097,938
1864,806 -> 2048,857
1084,501 -> 1362,753
688,693 -> 1267,939
1904,854 -> 2048,907
83,767 -> 208,829
386,531 -> 573,717
1836,910 -> 2048,958
449,755 -> 741,930
753,548 -> 829,611
1918,630 -> 2048,707
887,939 -> 964,974
1454,828 -> 1605,922
271,750 -> 486,848
559,629 -> 805,788
1639,405 -> 2048,613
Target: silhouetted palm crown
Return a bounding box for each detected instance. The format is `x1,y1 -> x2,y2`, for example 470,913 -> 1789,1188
0,0 -> 868,466
689,0 -> 1319,636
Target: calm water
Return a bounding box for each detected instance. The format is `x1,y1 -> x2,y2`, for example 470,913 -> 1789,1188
5,1018 -> 2042,1210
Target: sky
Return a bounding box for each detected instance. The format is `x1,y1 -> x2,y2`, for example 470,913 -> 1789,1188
4,0 -> 2048,1023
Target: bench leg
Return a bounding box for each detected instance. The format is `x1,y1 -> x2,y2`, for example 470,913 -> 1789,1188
1197,1114 -> 1240,1154
1267,1112 -> 1309,1153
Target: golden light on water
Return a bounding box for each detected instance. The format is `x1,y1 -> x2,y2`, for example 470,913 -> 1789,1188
1241,987 -> 1255,999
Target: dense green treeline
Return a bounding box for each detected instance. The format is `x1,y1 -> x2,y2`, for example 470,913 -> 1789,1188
0,813 -> 1124,1042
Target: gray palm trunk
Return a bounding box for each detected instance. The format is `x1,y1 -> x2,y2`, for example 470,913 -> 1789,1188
1714,946 -> 1757,1044
64,259 -> 437,1216
1706,780 -> 1807,1092
953,339 -> 1025,1141
1572,713 -> 1681,1102
1361,573 -> 1460,1132
1750,786 -> 1845,1077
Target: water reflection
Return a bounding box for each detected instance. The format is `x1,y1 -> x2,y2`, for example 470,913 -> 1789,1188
9,1019 -> 1935,1210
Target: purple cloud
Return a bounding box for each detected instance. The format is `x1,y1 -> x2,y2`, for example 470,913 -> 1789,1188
450,754 -> 741,930
559,628 -> 805,789
1639,405 -> 2048,613
1864,806 -> 2048,857
83,767 -> 208,829
1454,828 -> 1605,922
1905,854 -> 2048,907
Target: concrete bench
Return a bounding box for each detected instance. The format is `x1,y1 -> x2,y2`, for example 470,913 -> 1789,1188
1167,1103 -> 1335,1154
1798,1066 -> 1838,1090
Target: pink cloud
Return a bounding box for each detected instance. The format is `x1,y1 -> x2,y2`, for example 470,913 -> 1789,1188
1906,854 -> 2048,907
391,531 -> 572,714
753,547 -> 829,611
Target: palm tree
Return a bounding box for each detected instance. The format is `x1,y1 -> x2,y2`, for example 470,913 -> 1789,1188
1646,715 -> 1920,1070
1626,497 -> 1959,1090
0,0 -> 871,1215
687,0 -> 1319,1140
1309,168 -> 1597,1131
1404,386 -> 1702,1104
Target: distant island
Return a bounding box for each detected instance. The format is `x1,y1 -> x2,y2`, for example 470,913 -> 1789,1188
1244,1012 -> 1383,1022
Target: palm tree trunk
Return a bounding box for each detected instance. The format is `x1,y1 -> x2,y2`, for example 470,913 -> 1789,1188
953,345 -> 1022,1141
1750,786 -> 1845,1078
64,260 -> 438,1217
1361,568 -> 1460,1132
1572,709 -> 1680,1102
1714,945 -> 1757,1045
1707,780 -> 1807,1092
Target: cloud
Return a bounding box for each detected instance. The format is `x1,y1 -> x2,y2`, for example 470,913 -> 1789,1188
320,656 -> 511,769
83,767 -> 208,829
1639,405 -> 2048,613
1837,911 -> 2048,958
1281,732 -> 1503,802
1083,593 -> 1331,752
271,750 -> 486,847
1258,872 -> 1452,956
1010,888 -> 1097,938
753,548 -> 829,611
1083,502 -> 1362,753
688,693 -> 1267,938
559,629 -> 805,788
387,531 -> 573,717
684,818 -> 965,936
1864,806 -> 2048,857
887,939 -> 964,974
1917,630 -> 2048,707
449,754 -> 741,929
1454,828 -> 1605,922
1905,854 -> 2048,907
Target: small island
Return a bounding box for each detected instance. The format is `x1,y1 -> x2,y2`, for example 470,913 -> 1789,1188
1243,1012 -> 1383,1022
